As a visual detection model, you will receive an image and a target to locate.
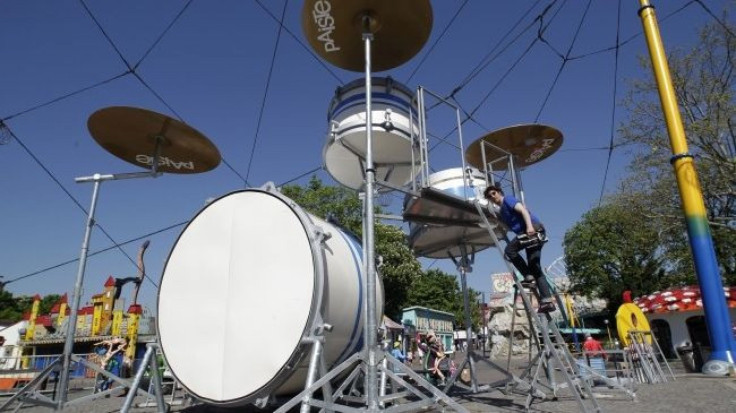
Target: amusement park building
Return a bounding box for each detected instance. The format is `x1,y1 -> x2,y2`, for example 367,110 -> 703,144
635,285 -> 736,362
401,306 -> 455,353
0,277 -> 156,389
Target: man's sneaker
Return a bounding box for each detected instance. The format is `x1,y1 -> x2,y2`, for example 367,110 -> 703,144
520,275 -> 535,287
537,301 -> 556,313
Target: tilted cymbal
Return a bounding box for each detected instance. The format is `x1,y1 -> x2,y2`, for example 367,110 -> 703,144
87,106 -> 221,174
301,0 -> 432,72
465,124 -> 563,170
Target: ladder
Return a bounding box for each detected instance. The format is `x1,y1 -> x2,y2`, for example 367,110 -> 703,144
627,329 -> 676,384
473,200 -> 601,412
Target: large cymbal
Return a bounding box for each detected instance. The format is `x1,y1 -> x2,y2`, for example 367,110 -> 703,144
465,124 -> 563,170
87,106 -> 221,174
301,0 -> 432,72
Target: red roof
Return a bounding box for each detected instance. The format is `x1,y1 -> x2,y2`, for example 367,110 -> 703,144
78,306 -> 93,315
37,315 -> 53,327
634,285 -> 736,314
104,276 -> 116,287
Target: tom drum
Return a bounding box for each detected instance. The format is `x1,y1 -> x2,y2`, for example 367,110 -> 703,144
324,77 -> 420,191
157,188 -> 383,406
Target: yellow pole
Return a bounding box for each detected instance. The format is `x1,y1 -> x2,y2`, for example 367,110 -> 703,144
57,297 -> 68,330
25,294 -> 41,341
125,304 -> 142,361
111,308 -> 124,337
91,301 -> 103,336
638,0 -> 736,367
565,293 -> 575,327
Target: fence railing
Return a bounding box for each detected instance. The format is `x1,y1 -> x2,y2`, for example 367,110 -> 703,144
0,353 -> 149,384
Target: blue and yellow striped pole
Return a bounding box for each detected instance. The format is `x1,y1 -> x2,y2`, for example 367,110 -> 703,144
638,0 -> 736,369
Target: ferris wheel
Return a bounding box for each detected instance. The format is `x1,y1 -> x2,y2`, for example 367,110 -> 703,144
545,255 -> 570,292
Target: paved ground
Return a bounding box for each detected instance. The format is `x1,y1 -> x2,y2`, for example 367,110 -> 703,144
3,354 -> 736,412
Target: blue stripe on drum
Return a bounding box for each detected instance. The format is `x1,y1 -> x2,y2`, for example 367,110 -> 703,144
333,229 -> 364,365
330,92 -> 414,120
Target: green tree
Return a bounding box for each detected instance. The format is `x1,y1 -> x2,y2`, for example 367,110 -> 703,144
0,290 -> 23,321
281,176 -> 421,319
281,176 -> 363,234
39,294 -> 62,315
376,222 -> 422,319
618,14 -> 736,283
406,269 -> 481,330
0,292 -> 61,323
563,197 -> 670,314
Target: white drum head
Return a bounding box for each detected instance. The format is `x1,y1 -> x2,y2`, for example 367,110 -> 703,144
157,190 -> 315,404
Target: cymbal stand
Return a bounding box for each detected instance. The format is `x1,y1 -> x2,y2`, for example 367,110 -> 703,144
0,145 -> 163,412
275,19 -> 467,413
442,244 -> 519,394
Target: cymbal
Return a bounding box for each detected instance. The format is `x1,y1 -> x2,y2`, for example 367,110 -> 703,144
87,106 -> 221,174
465,124 -> 563,170
301,0 -> 432,72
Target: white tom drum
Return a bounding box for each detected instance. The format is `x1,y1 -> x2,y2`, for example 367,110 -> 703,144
423,167 -> 488,201
324,77 -> 420,191
407,167 -> 499,258
157,188 -> 383,407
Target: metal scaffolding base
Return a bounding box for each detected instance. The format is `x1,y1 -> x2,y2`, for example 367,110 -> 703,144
273,348 -> 469,413
0,345 -> 167,413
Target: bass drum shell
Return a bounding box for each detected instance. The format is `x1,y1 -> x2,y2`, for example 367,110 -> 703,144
157,189 -> 383,407
408,167 -> 495,258
324,77 -> 420,191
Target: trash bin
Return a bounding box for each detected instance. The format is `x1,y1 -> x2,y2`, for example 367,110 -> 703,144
677,344 -> 696,372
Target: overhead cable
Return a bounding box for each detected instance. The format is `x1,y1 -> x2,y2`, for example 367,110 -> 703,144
245,0 -> 289,185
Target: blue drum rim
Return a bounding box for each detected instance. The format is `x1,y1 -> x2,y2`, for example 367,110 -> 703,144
329,92 -> 416,121
331,121 -> 414,140
332,230 -> 364,365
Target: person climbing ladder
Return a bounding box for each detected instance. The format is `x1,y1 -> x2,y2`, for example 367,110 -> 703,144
483,184 -> 555,313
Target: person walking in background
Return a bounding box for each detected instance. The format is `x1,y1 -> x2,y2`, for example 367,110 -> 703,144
483,184 -> 555,313
583,333 -> 607,376
390,342 -> 405,373
583,333 -> 607,359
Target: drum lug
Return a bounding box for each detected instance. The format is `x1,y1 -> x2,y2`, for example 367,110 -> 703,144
253,396 -> 271,408
381,108 -> 394,131
315,323 -> 334,336
313,226 -> 332,243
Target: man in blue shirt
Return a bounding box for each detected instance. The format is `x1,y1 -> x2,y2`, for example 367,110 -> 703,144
484,184 -> 555,313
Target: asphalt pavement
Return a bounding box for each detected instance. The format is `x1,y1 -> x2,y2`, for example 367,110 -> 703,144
3,354 -> 735,412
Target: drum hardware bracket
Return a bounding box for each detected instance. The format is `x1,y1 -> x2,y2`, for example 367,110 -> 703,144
374,213 -> 404,221
313,226 -> 331,242
381,108 -> 394,131
374,177 -> 420,197
254,396 -> 270,409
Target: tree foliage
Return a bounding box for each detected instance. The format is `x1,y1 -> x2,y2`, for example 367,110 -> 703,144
281,176 -> 363,234
375,222 -> 422,319
618,15 -> 736,283
0,290 -> 25,322
0,292 -> 61,322
565,11 -> 736,305
563,198 -> 670,314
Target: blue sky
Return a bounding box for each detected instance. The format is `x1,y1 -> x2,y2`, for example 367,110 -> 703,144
1,1 -> 730,313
